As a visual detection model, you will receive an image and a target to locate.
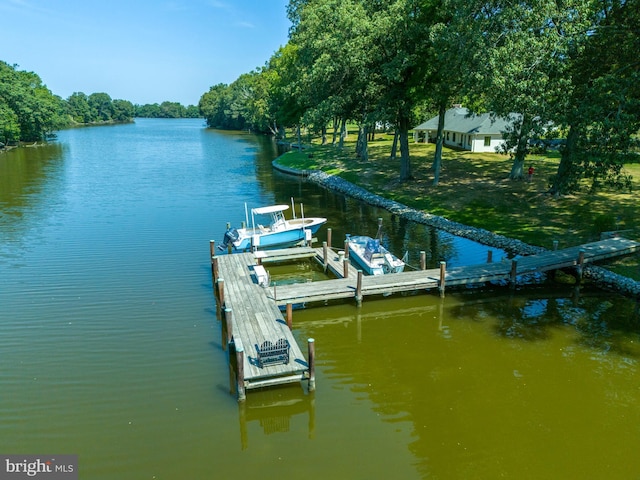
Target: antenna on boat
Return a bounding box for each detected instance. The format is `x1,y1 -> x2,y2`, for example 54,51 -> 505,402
244,203 -> 249,228
291,197 -> 296,219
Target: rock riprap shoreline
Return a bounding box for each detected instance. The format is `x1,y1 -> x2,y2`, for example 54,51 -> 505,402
274,160 -> 640,298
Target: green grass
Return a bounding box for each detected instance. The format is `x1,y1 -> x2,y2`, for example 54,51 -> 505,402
279,132 -> 640,279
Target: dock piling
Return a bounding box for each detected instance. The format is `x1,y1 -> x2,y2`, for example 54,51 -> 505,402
510,259 -> 518,287
218,278 -> 225,308
343,258 -> 350,278
356,270 -> 363,306
211,257 -> 219,293
420,251 -> 426,270
286,302 -> 293,330
576,248 -> 585,281
322,241 -> 328,272
308,338 -> 316,392
236,345 -> 246,402
224,307 -> 233,346
439,261 -> 446,297
327,228 -> 332,248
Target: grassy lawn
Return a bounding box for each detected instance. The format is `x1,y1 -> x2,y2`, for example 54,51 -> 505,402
278,132 -> 640,279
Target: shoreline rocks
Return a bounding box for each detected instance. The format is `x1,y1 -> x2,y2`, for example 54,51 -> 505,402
273,160 -> 640,299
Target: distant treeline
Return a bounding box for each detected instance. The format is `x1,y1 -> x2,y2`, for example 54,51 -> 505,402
134,102 -> 200,118
1,61 -> 198,146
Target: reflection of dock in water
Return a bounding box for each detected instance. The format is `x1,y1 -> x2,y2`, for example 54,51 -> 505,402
238,390 -> 316,450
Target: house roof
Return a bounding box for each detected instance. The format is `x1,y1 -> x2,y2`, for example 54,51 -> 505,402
414,107 -> 516,135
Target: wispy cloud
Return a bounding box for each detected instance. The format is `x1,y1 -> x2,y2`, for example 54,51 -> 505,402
235,21 -> 255,29
208,0 -> 230,10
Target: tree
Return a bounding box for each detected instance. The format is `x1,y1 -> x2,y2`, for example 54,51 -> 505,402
0,61 -> 65,141
66,92 -> 92,123
112,99 -> 135,122
88,92 -> 114,122
550,0 -> 640,194
465,0 -> 588,181
369,0 -> 431,181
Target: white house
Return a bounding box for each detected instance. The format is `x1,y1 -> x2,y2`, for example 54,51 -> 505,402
413,107 -> 516,153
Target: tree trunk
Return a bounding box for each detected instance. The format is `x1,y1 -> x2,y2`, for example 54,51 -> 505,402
338,118 -> 347,149
508,119 -> 530,180
550,125 -> 579,196
296,125 -> 302,149
356,123 -> 369,161
398,114 -> 412,181
331,117 -> 338,145
390,128 -> 398,160
321,125 -> 327,145
432,103 -> 446,186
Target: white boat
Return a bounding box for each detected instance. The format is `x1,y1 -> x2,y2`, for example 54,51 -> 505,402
220,203 -> 327,252
347,235 -> 405,275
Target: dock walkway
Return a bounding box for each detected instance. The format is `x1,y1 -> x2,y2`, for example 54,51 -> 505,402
214,252 -> 311,398
268,237 -> 640,306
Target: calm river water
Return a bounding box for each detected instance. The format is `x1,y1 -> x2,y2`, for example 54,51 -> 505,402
1,118 -> 639,479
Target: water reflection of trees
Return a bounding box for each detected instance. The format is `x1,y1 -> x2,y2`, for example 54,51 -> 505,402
450,286 -> 640,354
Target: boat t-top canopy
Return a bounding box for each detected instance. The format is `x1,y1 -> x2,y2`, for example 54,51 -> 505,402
251,205 -> 290,215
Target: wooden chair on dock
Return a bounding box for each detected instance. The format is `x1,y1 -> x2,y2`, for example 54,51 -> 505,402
256,338 -> 290,368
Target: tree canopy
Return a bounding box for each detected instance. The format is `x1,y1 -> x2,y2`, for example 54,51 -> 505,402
198,0 -> 640,197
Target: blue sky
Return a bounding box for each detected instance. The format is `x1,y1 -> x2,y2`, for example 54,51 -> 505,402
0,0 -> 291,106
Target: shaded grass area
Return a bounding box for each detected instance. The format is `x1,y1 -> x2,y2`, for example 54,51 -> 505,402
279,133 -> 640,279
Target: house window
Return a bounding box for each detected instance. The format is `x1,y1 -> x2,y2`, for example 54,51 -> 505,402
484,136 -> 491,147
453,132 -> 456,142
446,132 -> 450,141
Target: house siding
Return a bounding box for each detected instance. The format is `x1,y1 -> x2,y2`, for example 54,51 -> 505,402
413,108 -> 515,153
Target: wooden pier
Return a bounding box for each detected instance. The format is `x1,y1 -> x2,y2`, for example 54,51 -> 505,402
269,237 -> 640,306
211,236 -> 639,400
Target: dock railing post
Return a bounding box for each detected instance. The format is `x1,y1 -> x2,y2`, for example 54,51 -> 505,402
327,228 -> 332,248
510,259 -> 518,288
308,338 -> 316,392
209,240 -> 216,259
343,258 -> 349,278
439,261 -> 446,297
420,251 -> 426,270
356,270 -> 363,306
286,302 -> 293,330
236,346 -> 246,402
344,240 -> 349,259
322,241 -> 328,272
576,248 -> 585,281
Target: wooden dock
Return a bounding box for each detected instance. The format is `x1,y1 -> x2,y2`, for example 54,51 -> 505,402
212,250 -> 315,401
211,236 -> 639,400
269,237 -> 640,306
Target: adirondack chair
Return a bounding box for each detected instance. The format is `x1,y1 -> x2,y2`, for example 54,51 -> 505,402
256,338 -> 290,367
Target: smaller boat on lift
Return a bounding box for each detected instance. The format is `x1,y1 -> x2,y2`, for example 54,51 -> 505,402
346,234 -> 406,275
219,201 -> 327,252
